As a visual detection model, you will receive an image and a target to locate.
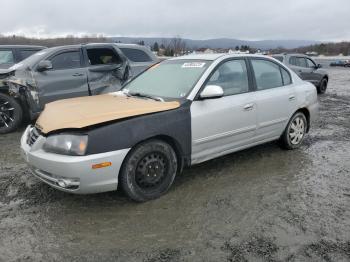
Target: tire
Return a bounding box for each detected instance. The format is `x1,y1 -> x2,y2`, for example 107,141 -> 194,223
317,78 -> 328,94
0,93 -> 23,134
280,112 -> 307,150
120,139 -> 178,202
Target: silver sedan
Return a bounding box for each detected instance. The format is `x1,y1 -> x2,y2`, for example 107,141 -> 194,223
21,54 -> 318,202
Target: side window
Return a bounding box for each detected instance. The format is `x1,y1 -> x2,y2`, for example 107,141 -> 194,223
207,59 -> 249,96
251,59 -> 283,90
120,48 -> 152,62
296,57 -> 307,68
50,51 -> 81,70
87,48 -> 121,65
306,58 -> 316,68
281,67 -> 292,85
0,50 -> 14,64
289,56 -> 297,66
19,50 -> 40,60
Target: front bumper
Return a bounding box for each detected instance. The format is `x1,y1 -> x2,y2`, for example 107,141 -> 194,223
20,126 -> 130,194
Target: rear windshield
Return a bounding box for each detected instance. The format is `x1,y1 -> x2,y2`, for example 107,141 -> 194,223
123,60 -> 211,99
120,48 -> 152,62
0,50 -> 14,64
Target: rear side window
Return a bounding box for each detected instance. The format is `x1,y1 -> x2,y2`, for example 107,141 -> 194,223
19,50 -> 40,60
87,48 -> 121,65
50,51 -> 81,70
251,59 -> 283,90
281,67 -> 292,85
120,48 -> 152,62
0,50 -> 14,64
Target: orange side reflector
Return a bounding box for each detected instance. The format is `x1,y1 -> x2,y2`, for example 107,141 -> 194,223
92,162 -> 112,169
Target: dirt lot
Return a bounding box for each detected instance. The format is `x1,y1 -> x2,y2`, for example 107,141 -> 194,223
0,68 -> 349,262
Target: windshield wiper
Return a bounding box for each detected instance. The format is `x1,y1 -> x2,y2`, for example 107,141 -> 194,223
127,92 -> 164,102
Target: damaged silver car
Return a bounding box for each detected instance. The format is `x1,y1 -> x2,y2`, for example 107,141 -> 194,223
0,43 -> 158,134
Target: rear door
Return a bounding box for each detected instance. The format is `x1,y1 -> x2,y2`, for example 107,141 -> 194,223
119,47 -> 156,77
249,58 -> 296,141
84,46 -> 126,95
191,58 -> 257,164
34,48 -> 89,109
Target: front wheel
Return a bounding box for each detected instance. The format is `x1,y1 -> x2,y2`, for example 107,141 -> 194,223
120,139 -> 178,202
0,93 -> 23,134
280,112 -> 307,150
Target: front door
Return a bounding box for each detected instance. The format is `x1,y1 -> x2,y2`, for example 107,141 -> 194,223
34,49 -> 89,109
191,59 -> 257,164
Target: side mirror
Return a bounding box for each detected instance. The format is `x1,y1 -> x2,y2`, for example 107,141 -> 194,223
37,60 -> 52,72
316,64 -> 322,68
199,85 -> 224,99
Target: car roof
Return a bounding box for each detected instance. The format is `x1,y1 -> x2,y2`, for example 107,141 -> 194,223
0,45 -> 46,49
43,43 -> 148,52
170,53 -> 270,61
273,53 -> 309,57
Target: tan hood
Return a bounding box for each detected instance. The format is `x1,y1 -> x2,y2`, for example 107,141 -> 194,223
36,93 -> 180,134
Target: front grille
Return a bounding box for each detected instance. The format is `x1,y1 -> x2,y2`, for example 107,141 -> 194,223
27,127 -> 40,146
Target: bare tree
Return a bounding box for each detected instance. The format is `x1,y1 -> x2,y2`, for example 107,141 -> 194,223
170,36 -> 187,56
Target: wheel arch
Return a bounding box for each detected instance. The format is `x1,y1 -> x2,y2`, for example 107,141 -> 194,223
120,134 -> 187,178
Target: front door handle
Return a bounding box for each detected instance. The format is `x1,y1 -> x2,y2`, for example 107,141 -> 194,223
243,103 -> 254,111
289,95 -> 296,101
72,73 -> 84,77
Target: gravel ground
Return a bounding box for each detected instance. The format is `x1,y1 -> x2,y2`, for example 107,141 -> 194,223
0,68 -> 349,262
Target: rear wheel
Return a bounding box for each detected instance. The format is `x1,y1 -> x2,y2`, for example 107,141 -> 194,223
120,139 -> 177,202
280,112 -> 307,150
0,93 -> 23,134
317,78 -> 328,94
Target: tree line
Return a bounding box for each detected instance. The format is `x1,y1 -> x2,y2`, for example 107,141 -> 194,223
0,34 -> 109,47
271,42 -> 350,56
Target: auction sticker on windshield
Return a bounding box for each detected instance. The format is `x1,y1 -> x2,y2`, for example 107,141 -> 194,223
182,62 -> 206,68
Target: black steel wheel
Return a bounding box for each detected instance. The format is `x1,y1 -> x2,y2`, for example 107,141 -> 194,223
0,93 -> 23,134
120,139 -> 177,202
317,78 -> 328,94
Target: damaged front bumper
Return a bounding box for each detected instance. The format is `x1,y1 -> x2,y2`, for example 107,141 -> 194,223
20,126 -> 130,194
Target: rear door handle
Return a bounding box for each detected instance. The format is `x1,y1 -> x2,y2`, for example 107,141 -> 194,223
289,95 -> 296,101
243,103 -> 254,111
72,73 -> 84,77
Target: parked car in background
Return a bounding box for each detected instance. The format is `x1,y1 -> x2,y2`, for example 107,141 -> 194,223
21,54 -> 318,201
272,54 -> 328,94
0,43 -> 158,134
330,60 -> 350,67
0,45 -> 46,69
115,43 -> 158,76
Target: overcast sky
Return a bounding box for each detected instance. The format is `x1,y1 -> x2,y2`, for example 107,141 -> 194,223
1,0 -> 349,41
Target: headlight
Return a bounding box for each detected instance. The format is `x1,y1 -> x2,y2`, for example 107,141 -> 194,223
43,134 -> 88,156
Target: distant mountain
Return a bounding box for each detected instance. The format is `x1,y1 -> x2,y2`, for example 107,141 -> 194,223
109,37 -> 320,50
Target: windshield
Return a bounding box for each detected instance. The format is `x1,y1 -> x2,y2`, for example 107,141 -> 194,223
9,49 -> 49,70
123,59 -> 212,99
